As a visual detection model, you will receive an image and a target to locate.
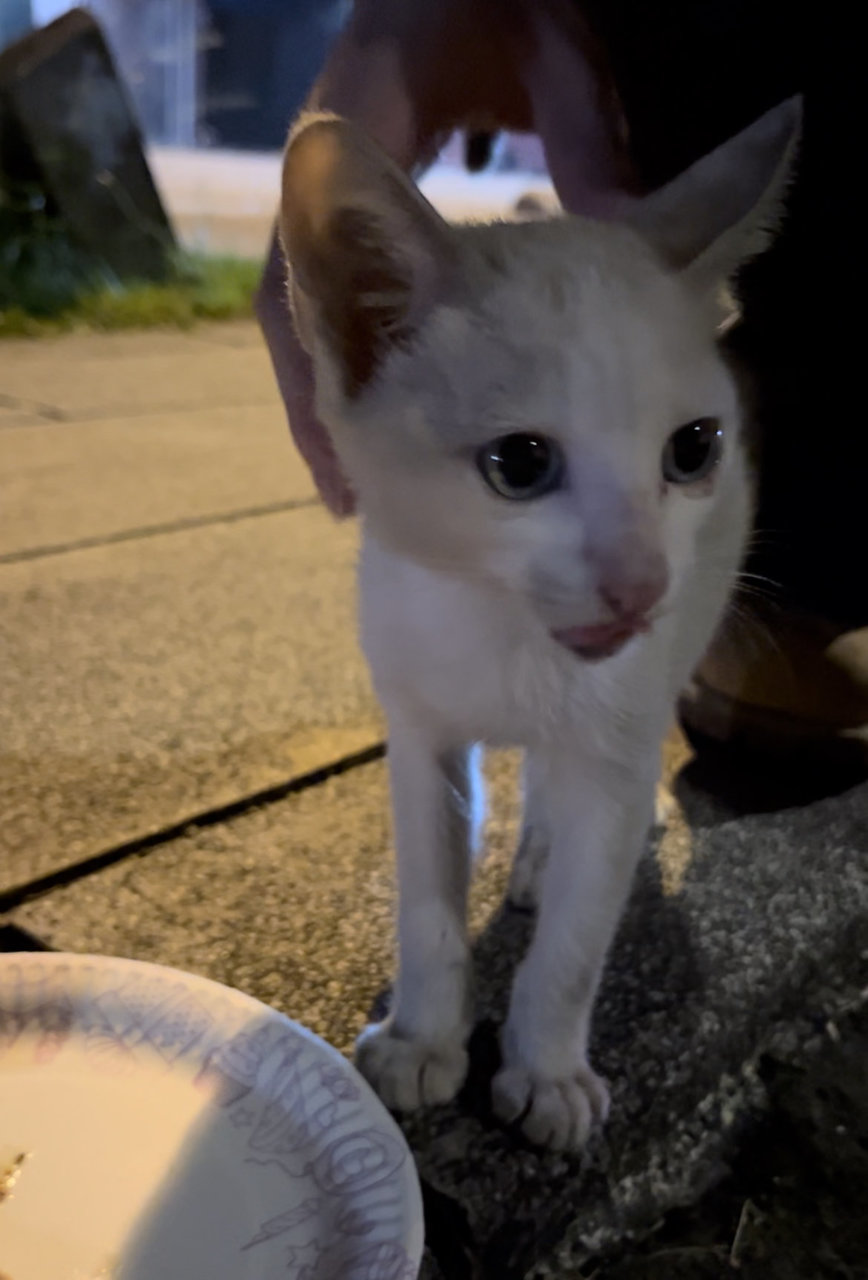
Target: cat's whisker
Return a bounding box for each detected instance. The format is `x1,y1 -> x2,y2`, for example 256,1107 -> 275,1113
736,570 -> 783,594
741,525 -> 784,551
721,599 -> 786,660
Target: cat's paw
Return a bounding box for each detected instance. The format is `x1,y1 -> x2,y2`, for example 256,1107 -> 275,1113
355,1022 -> 468,1112
491,1061 -> 610,1151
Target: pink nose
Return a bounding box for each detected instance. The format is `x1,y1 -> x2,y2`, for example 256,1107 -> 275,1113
597,553 -> 669,620
573,463 -> 670,621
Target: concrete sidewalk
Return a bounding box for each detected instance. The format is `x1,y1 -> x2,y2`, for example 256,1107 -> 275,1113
0,323 -> 379,892
1,320 -> 866,1279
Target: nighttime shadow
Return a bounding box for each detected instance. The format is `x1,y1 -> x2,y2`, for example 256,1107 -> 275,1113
360,736 -> 868,1278
458,854 -> 704,1122
366,846 -> 704,1280
366,841 -> 702,1099
674,724 -> 868,826
472,851 -> 705,1280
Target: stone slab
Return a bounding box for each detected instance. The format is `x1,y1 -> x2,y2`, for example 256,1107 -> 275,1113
0,506 -> 379,892
0,335 -> 280,420
0,8 -> 174,281
0,403 -> 314,558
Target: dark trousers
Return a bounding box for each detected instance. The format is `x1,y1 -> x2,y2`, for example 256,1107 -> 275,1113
582,0 -> 860,625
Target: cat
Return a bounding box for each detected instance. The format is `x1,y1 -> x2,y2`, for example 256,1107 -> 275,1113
278,98 -> 800,1151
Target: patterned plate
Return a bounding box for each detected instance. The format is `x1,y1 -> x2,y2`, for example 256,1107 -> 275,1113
0,953 -> 423,1280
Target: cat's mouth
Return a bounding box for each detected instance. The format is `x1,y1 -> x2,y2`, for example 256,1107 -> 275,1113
551,616 -> 651,661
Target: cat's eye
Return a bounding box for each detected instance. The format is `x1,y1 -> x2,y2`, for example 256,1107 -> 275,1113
661,418 -> 723,486
477,433 -> 565,501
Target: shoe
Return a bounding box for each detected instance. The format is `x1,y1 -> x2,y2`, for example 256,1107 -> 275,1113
679,603 -> 868,754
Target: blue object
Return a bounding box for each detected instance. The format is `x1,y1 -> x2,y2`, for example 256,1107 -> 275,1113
0,0 -> 33,51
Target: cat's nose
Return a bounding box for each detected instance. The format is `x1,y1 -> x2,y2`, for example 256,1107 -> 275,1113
576,468 -> 670,620
597,552 -> 669,621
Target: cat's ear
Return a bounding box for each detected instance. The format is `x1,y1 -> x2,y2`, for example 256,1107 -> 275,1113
280,112 -> 457,396
628,96 -> 802,284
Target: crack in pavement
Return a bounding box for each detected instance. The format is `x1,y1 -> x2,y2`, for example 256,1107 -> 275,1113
0,397 -> 279,427
0,497 -> 321,563
0,391 -> 66,423
0,742 -> 386,914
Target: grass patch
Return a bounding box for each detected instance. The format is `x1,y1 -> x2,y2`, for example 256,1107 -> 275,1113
0,252 -> 262,338
1,171 -> 261,336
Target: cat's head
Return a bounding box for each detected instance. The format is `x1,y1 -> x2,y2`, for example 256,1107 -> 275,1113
280,100 -> 799,658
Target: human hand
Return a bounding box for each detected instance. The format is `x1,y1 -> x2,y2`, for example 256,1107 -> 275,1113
258,0 -> 638,516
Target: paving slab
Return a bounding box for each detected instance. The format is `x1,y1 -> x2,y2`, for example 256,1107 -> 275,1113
4,752 -> 522,1049
7,743 -> 867,1278
0,334 -> 279,420
6,763 -> 398,1049
0,324 -> 264,366
181,320 -> 269,349
0,399 -> 45,429
0,403 -> 314,558
0,506 -> 379,892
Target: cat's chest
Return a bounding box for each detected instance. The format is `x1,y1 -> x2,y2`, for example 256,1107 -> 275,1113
383,608 -> 569,741
357,546 -> 654,746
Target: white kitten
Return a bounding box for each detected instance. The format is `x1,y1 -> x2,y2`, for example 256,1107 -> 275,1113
279,100 -> 799,1151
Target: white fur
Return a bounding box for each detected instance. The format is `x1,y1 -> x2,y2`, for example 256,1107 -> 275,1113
280,101 -> 798,1150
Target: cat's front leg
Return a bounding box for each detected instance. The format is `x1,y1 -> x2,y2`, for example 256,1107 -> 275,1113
507,751 -> 550,911
493,742 -> 658,1150
509,752 -> 671,913
355,717 -> 481,1111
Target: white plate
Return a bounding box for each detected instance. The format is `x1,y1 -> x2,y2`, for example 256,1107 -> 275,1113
0,953 -> 423,1280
